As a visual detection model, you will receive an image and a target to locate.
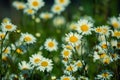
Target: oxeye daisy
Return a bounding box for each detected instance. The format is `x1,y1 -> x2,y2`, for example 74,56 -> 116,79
37,58 -> 53,72
18,61 -> 33,70
62,44 -> 74,51
55,0 -> 70,7
53,16 -> 66,27
44,38 -> 58,52
64,64 -> 77,74
96,70 -> 113,80
65,32 -> 82,46
28,0 -> 45,10
2,54 -> 8,61
76,19 -> 93,35
0,32 -> 6,40
24,8 -> 36,15
29,54 -> 43,66
100,25 -> 110,37
108,17 -> 120,29
1,22 -> 17,32
74,60 -> 83,69
111,53 -> 120,61
20,33 -> 36,44
40,12 -> 53,20
16,48 -> 23,54
2,47 -> 11,54
99,41 -> 109,49
61,49 -> 72,58
60,75 -> 75,80
69,22 -> 77,30
12,1 -> 26,10
51,4 -> 65,15
112,30 -> 120,39
2,17 -> 11,23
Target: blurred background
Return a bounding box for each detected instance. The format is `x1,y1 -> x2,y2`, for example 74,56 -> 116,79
0,0 -> 120,24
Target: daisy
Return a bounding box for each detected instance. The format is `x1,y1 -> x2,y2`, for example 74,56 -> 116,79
37,58 -> 53,72
102,56 -> 112,64
53,16 -> 66,27
1,22 -> 17,32
40,12 -> 53,20
0,32 -> 6,40
24,8 -> 36,15
74,60 -> 83,68
2,17 -> 11,23
100,25 -> 110,37
62,44 -> 74,51
29,54 -> 43,66
55,0 -> 70,7
110,39 -> 117,48
12,1 -> 26,10
60,75 -> 75,80
99,41 -> 109,49
112,30 -> 120,39
2,47 -> 11,54
16,48 -> 23,54
93,52 -> 100,62
108,17 -> 120,29
18,61 -> 33,70
44,38 -> 58,52
51,4 -> 65,15
111,53 -> 120,61
96,70 -> 113,80
76,19 -> 93,35
64,64 -> 77,74
28,0 -> 45,10
78,76 -> 89,80
65,32 -> 82,46
20,33 -> 36,44
69,22 -> 77,30
2,54 -> 8,61
61,48 -> 72,58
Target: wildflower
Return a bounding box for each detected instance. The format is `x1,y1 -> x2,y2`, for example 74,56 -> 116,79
60,75 -> 76,80
110,39 -> 117,48
29,54 -> 43,66
24,8 -> 36,15
44,38 -> 58,51
28,0 -> 45,10
2,17 -> 11,23
64,64 -> 77,74
2,47 -> 11,54
65,32 -> 82,46
18,61 -> 32,70
78,76 -> 89,80
16,48 -> 23,54
61,48 -> 72,58
12,1 -> 26,10
37,58 -> 53,72
20,33 -> 36,44
111,53 -> 120,61
102,56 -> 112,64
40,12 -> 53,20
1,22 -> 17,32
112,30 -> 120,39
51,4 -> 65,15
99,41 -> 109,49
74,60 -> 83,69
53,16 -> 66,27
69,22 -> 77,30
76,19 -> 93,35
55,0 -> 70,7
0,32 -> 6,40
96,70 -> 113,80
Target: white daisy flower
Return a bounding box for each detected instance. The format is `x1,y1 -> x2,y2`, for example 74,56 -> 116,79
2,17 -> 11,23
65,32 -> 82,46
20,33 -> 36,44
108,17 -> 120,29
53,16 -> 66,27
60,75 -> 76,80
2,47 -> 11,54
74,60 -> 83,68
51,4 -> 65,15
111,53 -> 120,61
40,12 -> 53,20
68,22 -> 77,30
93,52 -> 100,62
99,41 -> 109,50
27,0 -> 45,10
96,71 -> 113,80
55,0 -> 70,7
112,30 -> 120,39
12,1 -> 26,10
76,19 -> 93,35
18,61 -> 33,70
44,38 -> 58,52
0,32 -> 7,40
37,58 -> 53,72
61,48 -> 72,58
29,54 -> 43,66
24,8 -> 36,15
1,22 -> 17,32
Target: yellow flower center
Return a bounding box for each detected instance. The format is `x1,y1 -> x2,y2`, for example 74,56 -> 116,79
48,42 -> 54,47
34,58 -> 40,63
76,62 -> 82,67
102,28 -> 108,34
112,22 -> 119,28
16,48 -> 23,54
44,14 -> 50,19
80,24 -> 89,32
103,58 -> 110,64
55,6 -> 61,11
63,50 -> 70,57
32,1 -> 39,7
2,56 -> 7,61
27,9 -> 33,14
3,48 -> 9,54
99,53 -> 107,58
5,25 -> 12,29
66,45 -> 72,50
96,28 -> 102,33
18,5 -> 24,9
69,36 -> 78,43
41,61 -> 48,67
59,0 -> 65,3
101,44 -> 107,49
63,77 -> 70,80
0,34 -> 5,39
102,73 -> 109,77
114,31 -> 120,37
66,66 -> 73,71
24,36 -> 32,42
